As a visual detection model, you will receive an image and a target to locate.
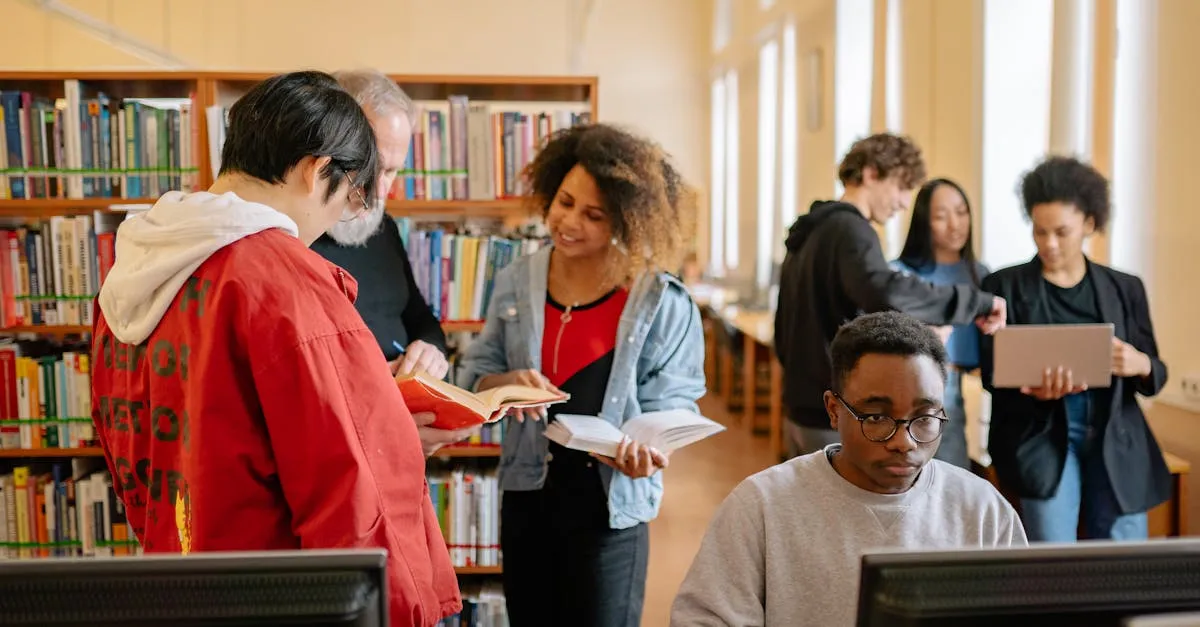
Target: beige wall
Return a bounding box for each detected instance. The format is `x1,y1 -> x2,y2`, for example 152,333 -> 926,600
0,0 -> 711,223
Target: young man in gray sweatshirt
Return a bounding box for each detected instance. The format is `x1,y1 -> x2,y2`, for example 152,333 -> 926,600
670,311 -> 1027,627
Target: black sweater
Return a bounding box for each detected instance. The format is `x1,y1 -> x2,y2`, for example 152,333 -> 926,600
310,219 -> 447,361
773,201 -> 996,428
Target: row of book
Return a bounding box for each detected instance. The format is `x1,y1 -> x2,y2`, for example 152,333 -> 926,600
204,96 -> 589,203
0,214 -> 119,329
438,580 -> 507,627
397,218 -> 548,323
429,466 -> 500,569
393,97 -> 589,202
0,343 -> 93,451
0,83 -> 199,200
0,466 -> 138,559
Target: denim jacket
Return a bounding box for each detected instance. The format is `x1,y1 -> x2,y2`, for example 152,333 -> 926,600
460,246 -> 706,530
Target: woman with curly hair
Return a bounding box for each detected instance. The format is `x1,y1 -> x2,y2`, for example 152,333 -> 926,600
460,123 -> 706,626
981,156 -> 1169,542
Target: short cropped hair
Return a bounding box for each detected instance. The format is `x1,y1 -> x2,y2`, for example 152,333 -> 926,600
332,69 -> 416,124
838,133 -> 927,190
829,311 -> 947,393
1020,156 -> 1111,232
219,71 -> 379,203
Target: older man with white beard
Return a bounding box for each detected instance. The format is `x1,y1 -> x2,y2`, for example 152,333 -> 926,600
312,69 -> 476,455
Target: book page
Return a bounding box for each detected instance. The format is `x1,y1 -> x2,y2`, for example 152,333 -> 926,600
544,414 -> 627,458
620,409 -> 726,453
474,384 -> 566,411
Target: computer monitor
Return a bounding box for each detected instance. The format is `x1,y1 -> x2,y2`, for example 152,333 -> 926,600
857,538 -> 1200,627
0,549 -> 388,626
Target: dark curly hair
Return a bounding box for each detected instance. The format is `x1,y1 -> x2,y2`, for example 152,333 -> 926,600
838,133 -> 927,190
523,123 -> 696,280
830,311 -> 947,394
1019,156 -> 1110,232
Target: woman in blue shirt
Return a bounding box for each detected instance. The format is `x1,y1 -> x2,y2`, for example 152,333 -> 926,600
891,178 -> 988,469
460,123 -> 706,627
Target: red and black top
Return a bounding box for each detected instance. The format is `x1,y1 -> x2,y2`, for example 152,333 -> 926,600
533,287 -> 629,524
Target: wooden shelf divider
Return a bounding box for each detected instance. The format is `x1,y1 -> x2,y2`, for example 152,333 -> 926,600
0,447 -> 104,459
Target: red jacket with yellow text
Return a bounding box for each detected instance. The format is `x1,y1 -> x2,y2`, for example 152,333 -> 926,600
91,222 -> 461,626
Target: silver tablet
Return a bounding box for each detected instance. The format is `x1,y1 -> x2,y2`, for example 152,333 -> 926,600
991,323 -> 1114,389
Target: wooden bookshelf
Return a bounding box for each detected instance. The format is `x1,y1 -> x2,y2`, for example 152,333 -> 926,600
0,71 -> 592,581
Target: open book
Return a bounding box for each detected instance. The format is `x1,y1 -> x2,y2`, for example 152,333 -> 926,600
396,371 -> 569,431
544,409 -> 726,458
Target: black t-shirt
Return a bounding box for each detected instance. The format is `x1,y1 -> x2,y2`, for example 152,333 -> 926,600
310,219 -> 446,361
1043,271 -> 1102,325
1043,270 -> 1108,426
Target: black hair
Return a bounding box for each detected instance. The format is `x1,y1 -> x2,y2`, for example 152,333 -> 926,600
897,178 -> 981,285
219,70 -> 379,203
1019,156 -> 1110,232
829,311 -> 947,393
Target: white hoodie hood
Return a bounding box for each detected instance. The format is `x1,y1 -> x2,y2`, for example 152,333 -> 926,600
97,190 -> 299,345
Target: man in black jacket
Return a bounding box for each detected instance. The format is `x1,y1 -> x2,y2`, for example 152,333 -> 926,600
774,133 -> 1007,458
312,68 -> 475,455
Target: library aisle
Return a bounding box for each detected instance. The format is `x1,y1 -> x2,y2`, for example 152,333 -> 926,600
641,395 -> 777,627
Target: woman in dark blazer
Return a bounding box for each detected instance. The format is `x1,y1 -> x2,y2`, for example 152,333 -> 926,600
980,156 -> 1169,542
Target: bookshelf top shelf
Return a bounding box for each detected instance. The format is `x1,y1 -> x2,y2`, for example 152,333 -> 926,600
0,71 -> 597,105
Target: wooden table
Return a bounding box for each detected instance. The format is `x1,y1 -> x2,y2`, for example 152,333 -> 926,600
1150,451 -> 1191,537
722,308 -> 785,460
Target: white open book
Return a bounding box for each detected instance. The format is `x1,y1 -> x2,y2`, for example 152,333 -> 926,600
544,409 -> 726,458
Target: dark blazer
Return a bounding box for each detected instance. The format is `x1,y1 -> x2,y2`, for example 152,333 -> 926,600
980,257 -> 1170,515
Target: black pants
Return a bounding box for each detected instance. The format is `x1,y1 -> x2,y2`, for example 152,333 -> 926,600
501,446 -> 649,627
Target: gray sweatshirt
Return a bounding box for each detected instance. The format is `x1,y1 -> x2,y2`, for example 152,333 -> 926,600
669,445 -> 1027,627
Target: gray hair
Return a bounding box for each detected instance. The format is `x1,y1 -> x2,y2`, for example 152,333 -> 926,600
332,69 -> 416,124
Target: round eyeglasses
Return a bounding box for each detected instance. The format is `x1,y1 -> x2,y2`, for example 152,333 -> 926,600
339,171 -> 372,223
832,391 -> 947,444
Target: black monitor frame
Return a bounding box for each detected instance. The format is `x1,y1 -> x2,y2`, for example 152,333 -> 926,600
0,548 -> 388,626
858,539 -> 1200,627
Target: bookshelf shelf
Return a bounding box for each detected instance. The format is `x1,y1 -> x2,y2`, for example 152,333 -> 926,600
440,321 -> 485,334
385,198 -> 533,219
454,565 -> 503,576
0,325 -> 91,335
0,198 -> 151,216
434,445 -> 501,458
0,447 -> 104,459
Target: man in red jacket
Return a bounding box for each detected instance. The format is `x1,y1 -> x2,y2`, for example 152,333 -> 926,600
90,71 -> 462,626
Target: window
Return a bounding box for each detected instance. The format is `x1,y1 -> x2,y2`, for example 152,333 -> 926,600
709,76 -> 727,273
714,0 -> 733,52
1110,0 -> 1154,277
757,39 -> 780,289
780,22 -> 798,256
980,0 -> 1053,270
884,0 -> 905,256
834,0 -> 875,196
724,70 -> 741,269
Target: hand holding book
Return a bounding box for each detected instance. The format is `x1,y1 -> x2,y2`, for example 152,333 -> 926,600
545,409 -> 726,471
474,369 -> 564,423
591,436 -> 670,479
396,369 -> 569,431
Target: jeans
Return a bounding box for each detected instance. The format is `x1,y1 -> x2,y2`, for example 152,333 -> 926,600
935,370 -> 970,470
1019,392 -> 1148,542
